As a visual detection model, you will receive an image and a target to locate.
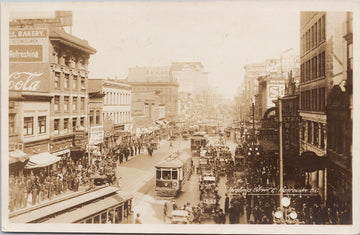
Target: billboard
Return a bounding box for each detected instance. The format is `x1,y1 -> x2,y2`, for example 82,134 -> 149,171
267,84 -> 285,108
90,126 -> 104,145
10,28 -> 49,63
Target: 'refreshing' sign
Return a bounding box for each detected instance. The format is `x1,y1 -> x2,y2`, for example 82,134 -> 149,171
9,63 -> 51,93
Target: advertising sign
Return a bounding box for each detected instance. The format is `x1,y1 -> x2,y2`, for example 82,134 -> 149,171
9,63 -> 51,92
90,126 -> 104,145
10,28 -> 49,63
10,45 -> 43,62
267,84 -> 285,108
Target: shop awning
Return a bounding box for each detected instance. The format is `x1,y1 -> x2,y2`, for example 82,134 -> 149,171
25,152 -> 61,169
9,150 -> 29,164
284,151 -> 329,172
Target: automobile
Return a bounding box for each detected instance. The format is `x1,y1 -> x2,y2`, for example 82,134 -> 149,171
171,210 -> 189,224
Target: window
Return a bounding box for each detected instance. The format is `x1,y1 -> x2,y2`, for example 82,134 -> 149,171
80,117 -> 85,128
81,97 -> 85,111
96,110 -> 100,124
320,123 -> 325,149
72,118 -> 77,132
54,73 -> 60,88
314,122 -> 319,146
89,110 -> 94,125
307,121 -> 312,144
73,97 -> 78,112
172,169 -> 178,179
314,22 -> 317,45
64,96 -> 69,112
321,51 -> 325,77
24,117 -> 34,136
321,15 -> 325,41
54,119 -> 60,134
64,118 -> 69,133
81,78 -> 85,90
73,76 -> 78,90
54,96 -> 60,112
38,116 -> 46,134
9,114 -> 16,135
64,75 -> 69,89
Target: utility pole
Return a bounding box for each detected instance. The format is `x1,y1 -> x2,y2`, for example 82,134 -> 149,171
252,102 -> 255,142
279,98 -> 283,211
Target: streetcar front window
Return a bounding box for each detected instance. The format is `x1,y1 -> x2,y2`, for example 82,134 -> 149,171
156,169 -> 161,179
172,169 -> 178,179
162,170 -> 171,180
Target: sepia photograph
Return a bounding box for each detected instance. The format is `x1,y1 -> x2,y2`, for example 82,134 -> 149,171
1,1 -> 359,234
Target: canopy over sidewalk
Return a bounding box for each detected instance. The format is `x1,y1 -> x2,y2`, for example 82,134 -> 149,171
25,152 -> 62,169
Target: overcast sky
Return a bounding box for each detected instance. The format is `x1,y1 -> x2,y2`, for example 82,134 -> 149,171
8,2 -> 301,98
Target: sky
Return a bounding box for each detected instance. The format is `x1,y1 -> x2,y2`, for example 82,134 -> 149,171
9,2 -> 301,98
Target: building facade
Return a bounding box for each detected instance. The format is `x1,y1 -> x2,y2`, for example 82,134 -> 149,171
88,79 -> 132,146
325,12 -> 353,223
299,12 -> 352,212
9,14 -> 96,168
128,66 -> 179,122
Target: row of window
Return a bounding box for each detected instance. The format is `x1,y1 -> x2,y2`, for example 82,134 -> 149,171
23,116 -> 46,136
133,87 -> 173,93
327,119 -> 351,156
300,51 -> 326,83
104,91 -> 130,105
54,72 -> 86,91
302,121 -> 325,150
54,96 -> 85,113
301,88 -> 325,112
53,117 -> 85,135
103,111 -> 131,124
301,14 -> 326,55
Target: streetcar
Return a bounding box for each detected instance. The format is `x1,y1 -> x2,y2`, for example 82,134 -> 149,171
9,185 -> 133,224
190,132 -> 208,155
155,151 -> 193,197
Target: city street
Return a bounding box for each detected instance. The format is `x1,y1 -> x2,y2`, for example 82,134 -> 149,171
116,136 -> 246,224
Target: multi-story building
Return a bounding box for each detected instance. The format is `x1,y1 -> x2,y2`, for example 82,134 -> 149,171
88,91 -> 106,147
88,79 -> 132,146
325,12 -> 353,223
171,62 -> 208,96
299,13 -> 352,214
9,12 -> 96,169
128,66 -> 179,122
242,62 -> 266,120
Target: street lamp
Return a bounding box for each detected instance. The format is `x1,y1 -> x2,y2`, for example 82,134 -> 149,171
273,196 -> 298,224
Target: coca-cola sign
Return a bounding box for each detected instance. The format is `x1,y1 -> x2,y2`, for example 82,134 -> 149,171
9,63 -> 50,92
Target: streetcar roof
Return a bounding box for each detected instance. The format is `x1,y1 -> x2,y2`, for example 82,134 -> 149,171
44,191 -> 132,223
9,186 -> 123,223
155,152 -> 190,168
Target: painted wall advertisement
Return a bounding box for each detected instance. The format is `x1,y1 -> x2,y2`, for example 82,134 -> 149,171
9,28 -> 50,92
9,63 -> 51,92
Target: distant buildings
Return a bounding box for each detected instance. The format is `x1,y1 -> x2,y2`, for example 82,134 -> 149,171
127,66 -> 179,123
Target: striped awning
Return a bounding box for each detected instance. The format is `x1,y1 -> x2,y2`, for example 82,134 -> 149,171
25,152 -> 61,169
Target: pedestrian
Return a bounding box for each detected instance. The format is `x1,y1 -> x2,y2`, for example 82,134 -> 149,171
224,193 -> 230,214
135,213 -> 142,224
219,209 -> 226,224
229,206 -> 236,224
169,140 -> 173,149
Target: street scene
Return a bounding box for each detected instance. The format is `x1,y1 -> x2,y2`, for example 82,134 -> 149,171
3,1 -> 356,231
